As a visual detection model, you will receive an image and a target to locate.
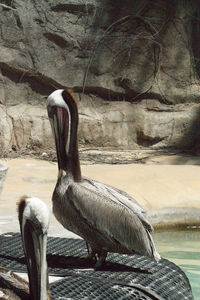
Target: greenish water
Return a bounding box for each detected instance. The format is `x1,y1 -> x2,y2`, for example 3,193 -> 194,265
154,229 -> 200,300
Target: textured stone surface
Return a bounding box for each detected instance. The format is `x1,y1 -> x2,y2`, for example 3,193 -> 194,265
1,98 -> 200,155
0,0 -> 200,155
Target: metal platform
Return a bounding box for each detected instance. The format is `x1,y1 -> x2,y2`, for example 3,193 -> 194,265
0,233 -> 193,300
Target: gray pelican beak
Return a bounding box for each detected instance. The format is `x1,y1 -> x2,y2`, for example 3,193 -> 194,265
48,106 -> 69,176
24,224 -> 49,300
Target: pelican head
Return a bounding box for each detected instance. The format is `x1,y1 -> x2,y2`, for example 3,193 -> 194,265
18,196 -> 50,300
47,89 -> 81,181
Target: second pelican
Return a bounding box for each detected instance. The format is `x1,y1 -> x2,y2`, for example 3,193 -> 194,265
47,89 -> 160,268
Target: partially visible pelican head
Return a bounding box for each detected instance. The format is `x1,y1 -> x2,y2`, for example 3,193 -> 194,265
18,196 -> 51,300
47,89 -> 81,181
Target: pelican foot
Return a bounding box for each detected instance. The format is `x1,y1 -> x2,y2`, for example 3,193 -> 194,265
94,250 -> 107,270
85,246 -> 98,264
94,259 -> 105,270
85,252 -> 97,263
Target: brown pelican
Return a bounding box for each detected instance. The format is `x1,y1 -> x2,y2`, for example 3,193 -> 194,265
0,196 -> 51,299
47,89 -> 160,268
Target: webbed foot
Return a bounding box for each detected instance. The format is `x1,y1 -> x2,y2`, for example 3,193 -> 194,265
94,250 -> 107,270
85,242 -> 107,269
85,242 -> 97,263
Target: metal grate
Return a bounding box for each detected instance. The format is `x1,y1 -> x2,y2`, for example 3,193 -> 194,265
0,233 -> 194,300
50,275 -> 164,300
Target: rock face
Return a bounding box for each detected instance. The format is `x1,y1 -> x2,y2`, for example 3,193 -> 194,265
0,0 -> 200,155
79,98 -> 200,149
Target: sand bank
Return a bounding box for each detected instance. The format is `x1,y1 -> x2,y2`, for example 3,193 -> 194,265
0,158 -> 200,235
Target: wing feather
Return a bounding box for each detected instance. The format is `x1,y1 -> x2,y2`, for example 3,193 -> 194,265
81,178 -> 153,232
66,182 -> 155,258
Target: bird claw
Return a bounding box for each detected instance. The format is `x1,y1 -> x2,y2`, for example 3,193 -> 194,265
94,259 -> 105,270
85,242 -> 107,269
94,250 -> 107,270
85,252 -> 97,263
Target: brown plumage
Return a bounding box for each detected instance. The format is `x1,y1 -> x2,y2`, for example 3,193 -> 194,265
47,89 -> 160,268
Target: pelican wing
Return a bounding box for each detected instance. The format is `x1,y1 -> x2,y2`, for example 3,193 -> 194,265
66,182 -> 157,259
81,177 -> 153,232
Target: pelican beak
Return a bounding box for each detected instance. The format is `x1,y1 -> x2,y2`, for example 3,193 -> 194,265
24,226 -> 49,300
48,106 -> 69,174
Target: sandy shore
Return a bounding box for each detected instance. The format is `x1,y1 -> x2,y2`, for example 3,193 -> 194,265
0,157 -> 200,235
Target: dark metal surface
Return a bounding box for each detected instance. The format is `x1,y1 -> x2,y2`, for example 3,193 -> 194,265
0,233 -> 193,300
51,274 -> 164,300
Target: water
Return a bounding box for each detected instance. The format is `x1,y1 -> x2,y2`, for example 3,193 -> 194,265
154,229 -> 200,300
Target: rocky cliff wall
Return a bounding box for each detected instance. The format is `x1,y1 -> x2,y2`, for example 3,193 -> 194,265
0,0 -> 200,156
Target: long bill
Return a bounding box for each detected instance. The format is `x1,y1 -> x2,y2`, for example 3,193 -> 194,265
22,221 -> 50,300
49,104 -> 81,181
50,106 -> 70,175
